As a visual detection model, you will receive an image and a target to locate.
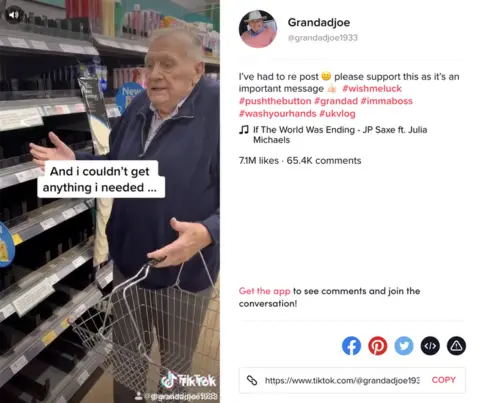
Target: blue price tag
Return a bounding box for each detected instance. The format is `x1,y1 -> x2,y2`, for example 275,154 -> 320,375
0,221 -> 15,268
115,83 -> 144,115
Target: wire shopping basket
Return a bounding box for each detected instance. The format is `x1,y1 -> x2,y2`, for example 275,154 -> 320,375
70,252 -> 220,398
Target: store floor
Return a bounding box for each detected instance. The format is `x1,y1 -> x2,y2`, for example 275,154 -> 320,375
81,371 -> 114,402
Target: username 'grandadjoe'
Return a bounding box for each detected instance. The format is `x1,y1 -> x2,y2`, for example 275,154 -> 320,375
288,18 -> 350,29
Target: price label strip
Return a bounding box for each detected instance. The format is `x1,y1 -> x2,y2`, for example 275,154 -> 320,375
0,303 -> 15,320
10,355 -> 28,375
61,317 -> 70,329
105,272 -> 113,285
108,40 -> 120,48
62,208 -> 76,220
8,37 -> 29,48
72,255 -> 86,268
42,330 -> 57,346
84,46 -> 98,55
97,38 -> 110,46
15,169 -> 34,183
0,108 -> 43,132
77,370 -> 90,385
48,273 -> 59,286
12,278 -> 55,316
72,303 -> 87,321
133,45 -> 147,53
31,167 -> 43,178
40,217 -> 56,231
59,44 -> 84,53
30,40 -> 49,51
12,233 -> 22,246
74,103 -> 86,112
74,203 -> 88,214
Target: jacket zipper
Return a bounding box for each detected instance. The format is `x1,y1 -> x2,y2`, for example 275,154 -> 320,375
139,114 -> 194,160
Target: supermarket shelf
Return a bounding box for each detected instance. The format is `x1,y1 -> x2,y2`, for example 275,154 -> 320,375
92,33 -> 220,66
0,144 -> 93,190
204,56 -> 220,66
92,33 -> 149,55
0,96 -> 85,116
0,282 -> 103,388
106,103 -> 122,118
95,261 -> 113,289
45,337 -> 111,403
0,97 -> 120,132
0,26 -> 98,56
6,198 -> 95,247
0,163 -> 43,190
0,23 -> 220,65
0,239 -> 94,322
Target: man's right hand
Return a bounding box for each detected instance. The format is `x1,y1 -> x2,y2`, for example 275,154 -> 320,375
29,132 -> 75,167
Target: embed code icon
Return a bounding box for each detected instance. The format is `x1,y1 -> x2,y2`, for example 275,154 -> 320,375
421,336 -> 440,356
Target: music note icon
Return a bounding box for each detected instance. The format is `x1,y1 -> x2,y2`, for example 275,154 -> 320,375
239,125 -> 249,134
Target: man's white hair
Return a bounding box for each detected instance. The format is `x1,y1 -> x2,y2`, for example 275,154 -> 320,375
150,27 -> 204,61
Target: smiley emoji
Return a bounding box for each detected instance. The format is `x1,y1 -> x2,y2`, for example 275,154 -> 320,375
321,71 -> 331,81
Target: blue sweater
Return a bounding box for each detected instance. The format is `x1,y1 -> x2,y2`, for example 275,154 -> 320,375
76,77 -> 219,292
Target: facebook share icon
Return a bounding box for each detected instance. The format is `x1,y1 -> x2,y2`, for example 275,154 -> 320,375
342,336 -> 361,356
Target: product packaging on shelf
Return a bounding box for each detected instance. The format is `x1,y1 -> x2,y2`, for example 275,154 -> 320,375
123,8 -> 164,38
78,77 -> 112,266
66,0 -> 103,34
113,67 -> 146,90
115,0 -> 123,36
101,0 -> 115,37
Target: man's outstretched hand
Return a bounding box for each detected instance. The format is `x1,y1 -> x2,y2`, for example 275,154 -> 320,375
147,218 -> 212,268
30,131 -> 75,168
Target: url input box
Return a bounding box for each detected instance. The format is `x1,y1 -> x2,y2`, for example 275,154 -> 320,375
239,367 -> 465,394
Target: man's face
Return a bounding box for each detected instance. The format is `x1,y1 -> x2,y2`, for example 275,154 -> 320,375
248,19 -> 263,33
145,36 -> 203,110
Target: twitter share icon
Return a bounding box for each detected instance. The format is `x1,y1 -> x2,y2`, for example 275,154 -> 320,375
342,336 -> 361,356
395,336 -> 414,355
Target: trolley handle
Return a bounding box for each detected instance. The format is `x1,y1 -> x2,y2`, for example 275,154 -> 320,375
99,250 -> 218,355
120,252 -> 218,358
97,257 -> 166,337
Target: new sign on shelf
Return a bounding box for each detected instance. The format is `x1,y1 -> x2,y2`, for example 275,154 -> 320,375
115,82 -> 144,115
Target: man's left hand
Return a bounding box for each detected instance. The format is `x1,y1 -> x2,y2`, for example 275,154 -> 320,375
147,218 -> 212,268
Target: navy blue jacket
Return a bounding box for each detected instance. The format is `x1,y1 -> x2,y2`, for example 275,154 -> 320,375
75,77 -> 219,292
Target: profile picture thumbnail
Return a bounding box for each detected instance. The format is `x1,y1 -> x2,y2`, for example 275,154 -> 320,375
239,10 -> 277,49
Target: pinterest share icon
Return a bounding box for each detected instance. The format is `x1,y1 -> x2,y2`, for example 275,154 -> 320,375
368,336 -> 388,356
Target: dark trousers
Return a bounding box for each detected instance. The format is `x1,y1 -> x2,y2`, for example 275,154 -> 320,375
111,264 -> 212,403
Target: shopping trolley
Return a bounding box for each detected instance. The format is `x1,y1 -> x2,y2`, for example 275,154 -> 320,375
70,253 -> 220,398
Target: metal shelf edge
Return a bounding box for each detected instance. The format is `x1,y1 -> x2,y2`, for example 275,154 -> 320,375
0,100 -> 119,133
0,283 -> 103,388
45,337 -> 111,403
0,144 -> 93,190
8,198 -> 94,246
0,27 -> 98,56
0,163 -> 42,190
92,33 -> 148,54
95,261 -> 113,289
0,239 -> 94,323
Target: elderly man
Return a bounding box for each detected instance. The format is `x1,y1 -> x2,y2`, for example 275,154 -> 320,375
241,10 -> 276,48
30,28 -> 219,402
